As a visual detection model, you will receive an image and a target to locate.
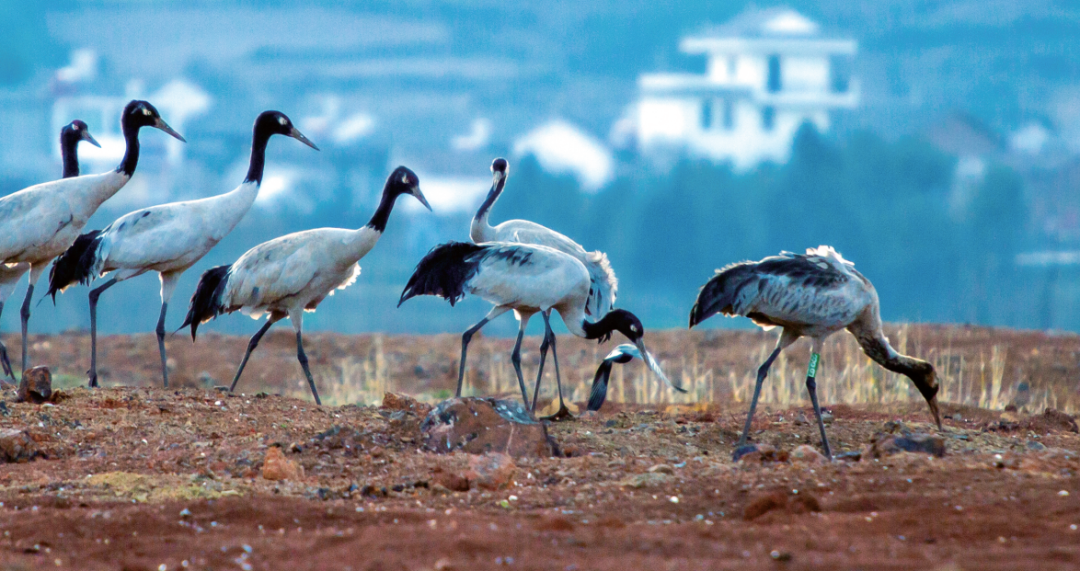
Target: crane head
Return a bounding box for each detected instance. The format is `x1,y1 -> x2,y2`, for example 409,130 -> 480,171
254,110 -> 319,150
905,359 -> 942,430
388,165 -> 431,211
62,120 -> 101,148
122,100 -> 186,142
490,157 -> 508,182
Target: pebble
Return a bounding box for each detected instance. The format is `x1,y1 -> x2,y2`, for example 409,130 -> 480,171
262,447 -> 304,481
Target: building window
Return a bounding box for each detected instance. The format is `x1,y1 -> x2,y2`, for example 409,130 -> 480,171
722,98 -> 734,130
830,55 -> 851,93
767,54 -> 782,92
762,106 -> 775,131
701,99 -> 713,130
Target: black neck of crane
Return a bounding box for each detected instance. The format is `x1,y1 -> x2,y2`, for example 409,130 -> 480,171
243,120 -> 277,185
61,133 -> 80,178
116,117 -> 142,177
366,181 -> 402,233
474,175 -> 505,222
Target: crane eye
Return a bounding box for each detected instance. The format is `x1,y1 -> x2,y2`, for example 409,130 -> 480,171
72,124 -> 80,131
629,324 -> 639,333
278,116 -> 288,126
142,107 -> 152,116
402,173 -> 409,184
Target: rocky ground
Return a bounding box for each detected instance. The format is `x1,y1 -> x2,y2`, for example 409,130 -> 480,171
0,379 -> 1077,570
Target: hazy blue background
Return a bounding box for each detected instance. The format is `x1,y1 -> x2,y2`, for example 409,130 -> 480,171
2,1 -> 1080,339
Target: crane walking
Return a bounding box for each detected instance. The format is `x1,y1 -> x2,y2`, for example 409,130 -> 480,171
182,166 -> 430,405
0,120 -> 100,381
47,111 -> 316,388
469,158 -> 618,417
688,246 -> 942,459
398,241 -> 680,412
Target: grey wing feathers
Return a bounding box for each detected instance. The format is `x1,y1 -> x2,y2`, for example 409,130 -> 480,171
688,261 -> 763,328
689,252 -> 856,328
585,250 -> 617,316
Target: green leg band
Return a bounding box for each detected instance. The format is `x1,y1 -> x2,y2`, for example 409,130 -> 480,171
807,352 -> 820,379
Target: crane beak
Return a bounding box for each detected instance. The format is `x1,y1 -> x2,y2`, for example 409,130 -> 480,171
634,339 -> 686,394
154,118 -> 186,142
412,186 -> 432,211
289,127 -> 319,150
927,395 -> 942,430
81,130 -> 101,148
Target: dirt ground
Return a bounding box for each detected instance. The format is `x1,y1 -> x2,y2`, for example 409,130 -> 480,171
0,327 -> 1078,570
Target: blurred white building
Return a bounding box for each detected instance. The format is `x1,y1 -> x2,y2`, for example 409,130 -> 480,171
634,7 -> 858,170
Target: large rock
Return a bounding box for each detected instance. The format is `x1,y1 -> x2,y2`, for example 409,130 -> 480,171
421,397 -> 560,457
16,367 -> 51,404
0,428 -> 40,463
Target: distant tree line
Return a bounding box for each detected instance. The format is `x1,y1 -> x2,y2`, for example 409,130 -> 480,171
493,125 -> 1032,330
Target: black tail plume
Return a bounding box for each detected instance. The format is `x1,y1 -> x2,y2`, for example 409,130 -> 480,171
688,262 -> 758,328
180,264 -> 230,340
46,229 -> 103,304
586,360 -> 614,412
398,241 -> 487,307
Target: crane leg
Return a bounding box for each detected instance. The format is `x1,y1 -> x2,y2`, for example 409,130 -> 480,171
19,264 -> 44,377
805,339 -> 832,459
229,316 -> 280,394
156,272 -> 181,388
291,313 -> 321,406
19,284 -> 33,376
540,311 -> 572,421
0,301 -> 13,381
155,302 -> 169,387
530,309 -> 551,412
456,306 -> 509,398
509,317 -> 531,409
737,330 -> 798,450
87,278 -> 118,388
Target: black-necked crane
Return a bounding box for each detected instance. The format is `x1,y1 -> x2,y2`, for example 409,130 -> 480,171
585,343 -> 640,412
688,246 -> 942,459
468,157 -> 619,416
60,120 -> 101,178
398,241 -> 681,411
47,111 -> 317,388
181,166 -> 430,405
0,118 -> 109,380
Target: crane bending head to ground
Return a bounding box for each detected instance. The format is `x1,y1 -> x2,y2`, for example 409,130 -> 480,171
689,246 -> 941,460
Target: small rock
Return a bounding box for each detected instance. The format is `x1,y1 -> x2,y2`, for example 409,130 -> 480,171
1040,409 -> 1078,433
619,472 -> 672,489
421,397 -> 559,457
835,450 -> 862,462
0,428 -> 40,463
1025,440 -> 1046,451
789,444 -> 827,464
733,443 -> 785,463
647,464 -> 675,475
262,446 -> 304,481
465,452 -> 517,490
864,433 -> 946,459
382,392 -> 432,415
16,367 -> 51,404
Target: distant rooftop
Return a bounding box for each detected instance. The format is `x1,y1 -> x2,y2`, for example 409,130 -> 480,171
682,7 -> 856,55
693,7 -> 821,39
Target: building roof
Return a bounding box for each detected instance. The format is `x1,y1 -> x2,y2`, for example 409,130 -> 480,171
681,7 -> 856,55
693,7 -> 821,39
